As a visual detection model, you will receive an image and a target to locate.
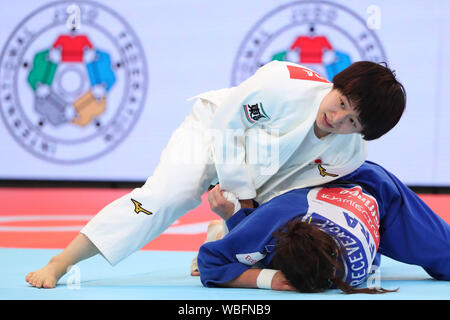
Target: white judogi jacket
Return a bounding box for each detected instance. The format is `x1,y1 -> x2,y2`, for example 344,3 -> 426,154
190,60 -> 367,204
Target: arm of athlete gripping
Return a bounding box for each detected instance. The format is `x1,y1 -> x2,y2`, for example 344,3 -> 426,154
208,184 -> 254,220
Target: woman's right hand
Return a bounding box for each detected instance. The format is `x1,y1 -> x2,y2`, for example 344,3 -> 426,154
207,184 -> 236,220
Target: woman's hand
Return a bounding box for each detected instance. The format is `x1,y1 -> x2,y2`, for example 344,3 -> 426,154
271,271 -> 297,291
208,184 -> 255,220
207,184 -> 236,220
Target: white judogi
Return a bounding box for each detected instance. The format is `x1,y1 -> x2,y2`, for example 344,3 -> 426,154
81,61 -> 367,266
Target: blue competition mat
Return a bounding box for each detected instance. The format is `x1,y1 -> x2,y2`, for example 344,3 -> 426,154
1,248 -> 448,300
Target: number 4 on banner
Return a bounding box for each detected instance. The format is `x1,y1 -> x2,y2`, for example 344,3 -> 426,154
343,211 -> 358,228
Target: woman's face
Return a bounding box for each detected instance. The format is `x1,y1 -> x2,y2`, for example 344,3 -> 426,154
314,89 -> 363,138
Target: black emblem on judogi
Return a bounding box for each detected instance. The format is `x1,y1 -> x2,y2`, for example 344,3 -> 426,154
243,103 -> 270,123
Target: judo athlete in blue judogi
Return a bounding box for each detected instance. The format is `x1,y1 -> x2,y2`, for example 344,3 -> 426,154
197,161 -> 450,293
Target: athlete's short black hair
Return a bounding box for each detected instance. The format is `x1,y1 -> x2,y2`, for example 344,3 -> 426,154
332,61 -> 406,141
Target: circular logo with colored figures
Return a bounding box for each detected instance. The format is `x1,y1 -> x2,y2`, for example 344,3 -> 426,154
232,0 -> 387,85
0,1 -> 148,163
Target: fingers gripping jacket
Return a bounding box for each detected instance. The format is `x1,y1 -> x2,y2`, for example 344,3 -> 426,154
222,191 -> 241,214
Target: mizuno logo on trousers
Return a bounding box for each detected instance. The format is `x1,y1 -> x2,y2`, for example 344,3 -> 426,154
131,199 -> 153,215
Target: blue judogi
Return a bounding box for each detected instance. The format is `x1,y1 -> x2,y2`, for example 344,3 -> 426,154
198,161 -> 450,287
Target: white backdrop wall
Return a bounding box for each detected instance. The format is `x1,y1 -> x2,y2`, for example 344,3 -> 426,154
0,0 -> 448,186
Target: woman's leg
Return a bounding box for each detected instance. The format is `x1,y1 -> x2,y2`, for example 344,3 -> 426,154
26,99 -> 218,287
25,233 -> 99,288
80,102 -> 217,266
190,220 -> 223,276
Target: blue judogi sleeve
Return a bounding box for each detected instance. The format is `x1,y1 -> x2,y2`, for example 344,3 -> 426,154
225,208 -> 257,231
341,161 -> 450,280
197,190 -> 310,287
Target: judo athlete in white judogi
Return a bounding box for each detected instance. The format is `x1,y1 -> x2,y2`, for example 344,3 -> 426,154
26,60 -> 406,288
80,61 -> 366,266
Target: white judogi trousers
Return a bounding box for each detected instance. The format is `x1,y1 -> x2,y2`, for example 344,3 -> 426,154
81,99 -> 219,266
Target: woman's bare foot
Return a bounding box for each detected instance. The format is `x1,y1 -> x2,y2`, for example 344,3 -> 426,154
25,233 -> 99,288
25,256 -> 69,288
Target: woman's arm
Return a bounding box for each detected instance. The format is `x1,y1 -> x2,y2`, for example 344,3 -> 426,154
219,268 -> 296,291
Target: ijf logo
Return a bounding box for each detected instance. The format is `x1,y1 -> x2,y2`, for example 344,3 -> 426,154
231,0 -> 387,85
0,1 -> 148,163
